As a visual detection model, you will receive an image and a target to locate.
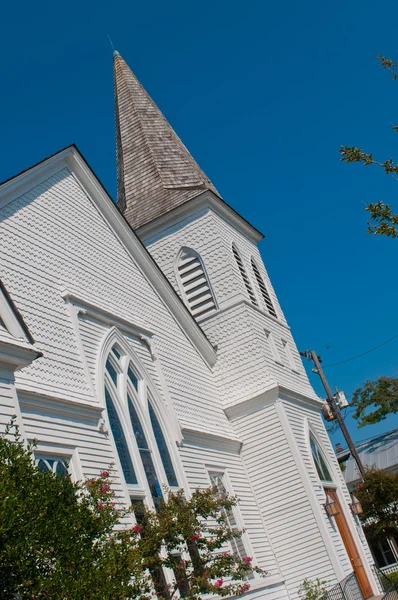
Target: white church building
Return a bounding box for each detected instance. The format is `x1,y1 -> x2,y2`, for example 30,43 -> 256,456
0,51 -> 378,599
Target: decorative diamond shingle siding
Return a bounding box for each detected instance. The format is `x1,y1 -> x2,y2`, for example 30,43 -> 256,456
114,54 -> 220,229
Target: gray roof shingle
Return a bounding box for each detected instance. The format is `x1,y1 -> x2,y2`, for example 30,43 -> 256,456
114,53 -> 221,229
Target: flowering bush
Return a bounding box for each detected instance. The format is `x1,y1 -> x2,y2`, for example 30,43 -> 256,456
0,421 -> 149,600
134,487 -> 266,599
0,421 -> 265,599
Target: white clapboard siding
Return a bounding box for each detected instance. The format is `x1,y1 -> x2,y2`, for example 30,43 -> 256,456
232,402 -> 338,598
179,433 -> 280,578
0,378 -> 18,433
282,399 -> 374,574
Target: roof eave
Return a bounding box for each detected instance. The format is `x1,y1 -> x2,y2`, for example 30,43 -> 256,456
137,189 -> 265,244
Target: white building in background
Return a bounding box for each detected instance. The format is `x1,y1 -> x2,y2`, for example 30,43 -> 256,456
0,50 -> 378,599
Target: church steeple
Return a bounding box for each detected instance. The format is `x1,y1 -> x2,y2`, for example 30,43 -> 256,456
113,52 -> 220,229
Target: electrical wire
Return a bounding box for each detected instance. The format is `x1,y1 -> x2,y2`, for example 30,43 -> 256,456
322,333 -> 398,368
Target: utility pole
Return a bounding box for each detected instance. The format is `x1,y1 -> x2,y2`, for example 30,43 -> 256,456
300,350 -> 366,480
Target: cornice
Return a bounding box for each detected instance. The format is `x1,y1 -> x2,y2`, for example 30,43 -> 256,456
18,389 -> 103,423
181,426 -> 242,452
137,191 -> 264,245
62,291 -> 154,338
0,337 -> 42,372
224,384 -> 322,421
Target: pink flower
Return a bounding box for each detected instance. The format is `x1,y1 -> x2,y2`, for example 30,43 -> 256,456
242,556 -> 252,565
214,579 -> 223,588
100,470 -> 109,478
100,484 -> 110,493
191,532 -> 201,542
97,501 -> 104,510
87,479 -> 95,487
239,583 -> 251,594
179,559 -> 186,568
133,525 -> 141,533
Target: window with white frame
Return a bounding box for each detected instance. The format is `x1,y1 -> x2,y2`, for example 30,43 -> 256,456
177,247 -> 217,319
310,435 -> 333,484
232,244 -> 258,306
264,330 -> 281,363
282,339 -> 296,371
209,471 -> 253,578
104,342 -> 179,508
251,259 -> 277,318
36,456 -> 69,478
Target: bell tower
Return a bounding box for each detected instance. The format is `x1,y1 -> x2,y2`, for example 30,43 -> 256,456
113,49 -> 317,408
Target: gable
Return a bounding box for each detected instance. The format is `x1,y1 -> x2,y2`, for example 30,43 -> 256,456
0,146 -> 216,370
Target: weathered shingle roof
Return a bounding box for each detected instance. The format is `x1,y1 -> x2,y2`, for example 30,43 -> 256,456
114,52 -> 221,229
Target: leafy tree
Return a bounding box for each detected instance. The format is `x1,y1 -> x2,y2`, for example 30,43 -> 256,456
0,421 -> 148,600
354,468 -> 398,538
340,55 -> 398,237
351,376 -> 398,427
0,421 -> 261,599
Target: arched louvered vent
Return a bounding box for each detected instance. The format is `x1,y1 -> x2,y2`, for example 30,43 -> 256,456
251,259 -> 277,318
232,244 -> 258,306
177,248 -> 217,319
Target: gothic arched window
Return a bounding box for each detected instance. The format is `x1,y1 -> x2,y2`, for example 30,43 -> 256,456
310,435 -> 333,483
251,258 -> 277,318
232,244 -> 258,306
104,342 -> 179,504
176,247 -> 217,319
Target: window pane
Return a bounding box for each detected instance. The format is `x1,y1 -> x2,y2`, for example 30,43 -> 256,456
310,436 -> 333,483
37,458 -> 50,472
128,397 -> 149,450
149,402 -> 178,487
105,387 -> 137,485
112,346 -> 121,360
128,365 -> 138,391
210,473 -> 252,576
128,397 -> 162,502
130,498 -> 146,525
106,358 -> 118,386
55,461 -> 68,477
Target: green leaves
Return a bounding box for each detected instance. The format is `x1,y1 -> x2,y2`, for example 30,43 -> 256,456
0,425 -> 264,599
339,54 -> 398,237
133,487 -> 265,599
378,55 -> 398,80
298,577 -> 329,600
354,468 -> 398,537
351,376 -> 398,427
0,422 -> 148,600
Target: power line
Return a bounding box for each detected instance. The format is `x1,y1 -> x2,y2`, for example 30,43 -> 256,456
322,333 -> 398,368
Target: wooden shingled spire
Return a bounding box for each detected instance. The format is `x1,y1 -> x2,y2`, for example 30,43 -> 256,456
113,51 -> 221,229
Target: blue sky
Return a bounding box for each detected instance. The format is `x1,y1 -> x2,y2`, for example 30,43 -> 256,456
2,0 -> 398,449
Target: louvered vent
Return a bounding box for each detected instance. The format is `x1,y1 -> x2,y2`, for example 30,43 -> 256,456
177,249 -> 217,319
251,259 -> 277,317
232,244 -> 258,306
